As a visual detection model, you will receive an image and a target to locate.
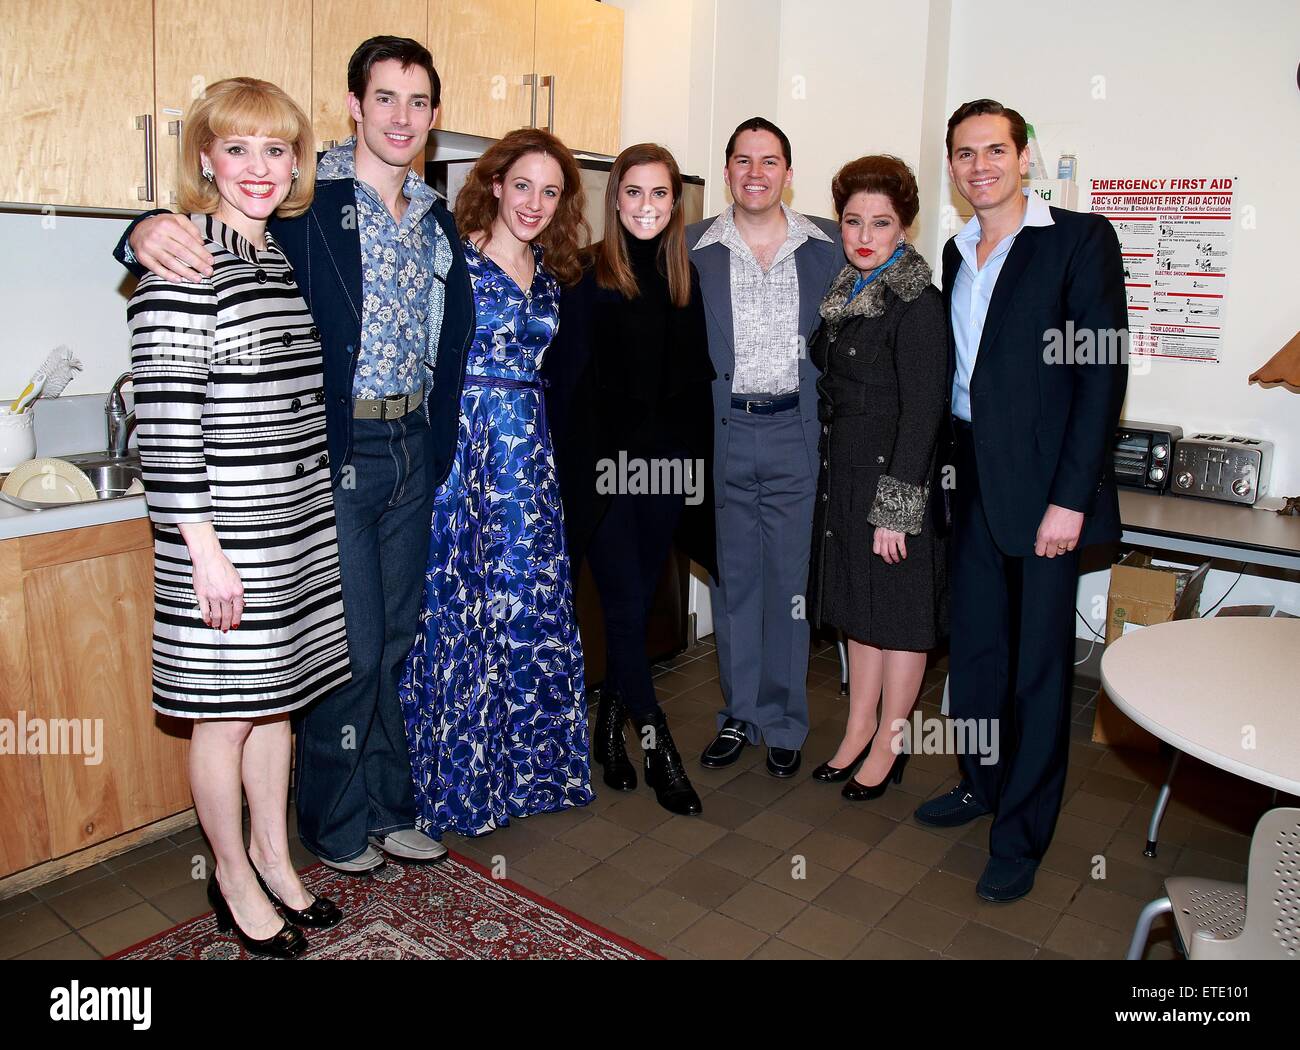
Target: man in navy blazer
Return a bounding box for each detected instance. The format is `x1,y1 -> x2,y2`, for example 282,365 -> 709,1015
115,38 -> 473,875
689,118 -> 843,778
912,100 -> 1128,902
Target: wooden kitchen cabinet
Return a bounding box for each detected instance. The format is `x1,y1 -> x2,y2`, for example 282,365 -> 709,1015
430,0 -> 621,154
0,0 -> 623,213
428,0 -> 538,142
533,0 -> 623,156
0,0 -> 155,210
0,539 -> 49,875
0,520 -> 192,878
313,0 -> 429,150
152,0 -> 313,206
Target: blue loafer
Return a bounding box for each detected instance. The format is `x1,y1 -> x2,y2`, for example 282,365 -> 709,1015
976,857 -> 1037,903
913,783 -> 991,827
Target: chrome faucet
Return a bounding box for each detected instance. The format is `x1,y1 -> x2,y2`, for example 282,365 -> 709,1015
106,371 -> 136,458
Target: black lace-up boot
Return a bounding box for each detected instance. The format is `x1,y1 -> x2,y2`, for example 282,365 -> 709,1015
592,688 -> 637,791
633,710 -> 703,816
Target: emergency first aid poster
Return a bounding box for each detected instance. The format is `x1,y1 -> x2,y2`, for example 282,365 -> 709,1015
1089,176 -> 1235,362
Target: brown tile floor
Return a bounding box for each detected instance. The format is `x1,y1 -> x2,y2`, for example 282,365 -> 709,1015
1,641 -> 1286,960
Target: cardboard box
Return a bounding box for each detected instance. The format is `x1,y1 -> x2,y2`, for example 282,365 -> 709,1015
1091,553 -> 1210,751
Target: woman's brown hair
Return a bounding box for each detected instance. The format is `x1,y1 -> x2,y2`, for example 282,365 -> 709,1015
453,128 -> 589,286
177,77 -> 316,219
595,143 -> 691,308
831,154 -> 920,228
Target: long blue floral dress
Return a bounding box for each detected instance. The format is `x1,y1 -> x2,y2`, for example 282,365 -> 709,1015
399,238 -> 593,838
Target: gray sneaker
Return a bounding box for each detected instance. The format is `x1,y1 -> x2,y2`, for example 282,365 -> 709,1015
369,829 -> 448,862
318,845 -> 386,874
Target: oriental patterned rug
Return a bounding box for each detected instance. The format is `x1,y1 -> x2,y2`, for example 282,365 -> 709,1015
109,850 -> 658,961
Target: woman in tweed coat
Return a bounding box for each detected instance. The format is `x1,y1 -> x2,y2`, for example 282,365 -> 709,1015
806,156 -> 949,801
127,79 -> 348,957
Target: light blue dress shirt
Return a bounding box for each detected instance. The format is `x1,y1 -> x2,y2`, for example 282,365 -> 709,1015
950,190 -> 1054,421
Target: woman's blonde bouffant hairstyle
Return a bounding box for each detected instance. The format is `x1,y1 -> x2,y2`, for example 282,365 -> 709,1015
177,77 -> 316,219
453,127 -> 589,286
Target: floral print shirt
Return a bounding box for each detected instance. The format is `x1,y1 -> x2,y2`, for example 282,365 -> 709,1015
316,138 -> 454,399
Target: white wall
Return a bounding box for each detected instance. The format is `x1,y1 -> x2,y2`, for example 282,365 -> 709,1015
939,0 -> 1300,629
774,0 -> 943,225
0,212 -> 134,404
606,0 -> 699,166
940,0 -> 1300,495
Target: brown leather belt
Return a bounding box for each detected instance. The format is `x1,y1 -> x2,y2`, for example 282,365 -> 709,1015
352,388 -> 423,420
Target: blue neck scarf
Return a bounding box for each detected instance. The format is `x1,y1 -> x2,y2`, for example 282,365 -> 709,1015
849,243 -> 907,302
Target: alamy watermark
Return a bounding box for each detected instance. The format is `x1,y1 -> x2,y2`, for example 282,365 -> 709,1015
1,711 -> 103,765
595,452 -> 704,505
891,712 -> 999,766
1042,322 -> 1148,374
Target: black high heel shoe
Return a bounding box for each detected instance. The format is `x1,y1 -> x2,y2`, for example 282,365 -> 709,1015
207,872 -> 307,958
811,743 -> 872,783
811,726 -> 879,783
841,751 -> 909,802
249,854 -> 343,929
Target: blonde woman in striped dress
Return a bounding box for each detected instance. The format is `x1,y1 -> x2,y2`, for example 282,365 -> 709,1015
127,78 -> 349,958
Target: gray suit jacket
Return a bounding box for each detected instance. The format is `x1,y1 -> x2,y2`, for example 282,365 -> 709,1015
688,211 -> 844,507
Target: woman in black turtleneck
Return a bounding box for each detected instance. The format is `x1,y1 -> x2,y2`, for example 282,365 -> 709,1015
545,143 -> 717,816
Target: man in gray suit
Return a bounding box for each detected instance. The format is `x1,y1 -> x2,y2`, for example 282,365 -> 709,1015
690,117 -> 843,777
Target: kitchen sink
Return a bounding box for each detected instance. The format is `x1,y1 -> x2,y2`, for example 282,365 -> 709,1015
65,451 -> 144,500
0,451 -> 144,510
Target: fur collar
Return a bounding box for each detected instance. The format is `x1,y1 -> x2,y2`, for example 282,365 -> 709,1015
819,243 -> 933,324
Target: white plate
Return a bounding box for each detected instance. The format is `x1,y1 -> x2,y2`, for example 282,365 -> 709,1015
1,457 -> 98,505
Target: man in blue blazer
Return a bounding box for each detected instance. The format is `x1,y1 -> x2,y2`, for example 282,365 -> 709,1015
912,100 -> 1128,902
689,118 -> 843,777
115,38 -> 473,874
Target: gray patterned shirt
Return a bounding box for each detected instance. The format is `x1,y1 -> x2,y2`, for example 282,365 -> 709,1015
316,139 -> 453,398
693,203 -> 831,395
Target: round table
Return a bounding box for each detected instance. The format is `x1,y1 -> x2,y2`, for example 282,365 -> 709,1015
1100,617 -> 1300,854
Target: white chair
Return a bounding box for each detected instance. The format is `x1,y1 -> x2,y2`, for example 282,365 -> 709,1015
1126,806 -> 1300,960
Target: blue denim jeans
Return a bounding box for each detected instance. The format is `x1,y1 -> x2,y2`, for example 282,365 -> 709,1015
293,411 -> 433,863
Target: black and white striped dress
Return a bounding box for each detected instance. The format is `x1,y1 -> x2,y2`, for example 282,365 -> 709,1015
127,213 -> 350,718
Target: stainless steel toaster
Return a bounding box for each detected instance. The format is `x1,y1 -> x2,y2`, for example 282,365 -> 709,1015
1170,433 -> 1273,505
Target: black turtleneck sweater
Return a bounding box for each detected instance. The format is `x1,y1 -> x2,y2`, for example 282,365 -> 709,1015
543,224 -> 718,579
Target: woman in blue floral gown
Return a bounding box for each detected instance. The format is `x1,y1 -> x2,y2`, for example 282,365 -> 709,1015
399,129 -> 594,837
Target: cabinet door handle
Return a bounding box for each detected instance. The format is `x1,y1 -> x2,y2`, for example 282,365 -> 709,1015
168,120 -> 182,204
521,73 -> 538,128
540,74 -> 555,132
135,114 -> 155,203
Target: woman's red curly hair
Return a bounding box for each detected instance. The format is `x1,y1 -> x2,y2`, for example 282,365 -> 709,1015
453,127 -> 590,285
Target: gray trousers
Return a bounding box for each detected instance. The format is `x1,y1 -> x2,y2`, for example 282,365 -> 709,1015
710,406 -> 816,750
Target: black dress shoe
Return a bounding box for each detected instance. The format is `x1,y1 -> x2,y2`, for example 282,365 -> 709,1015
249,855 -> 343,929
810,735 -> 876,783
976,857 -> 1037,903
592,687 -> 637,791
634,710 -> 703,816
766,747 -> 801,778
842,751 -> 908,801
700,717 -> 750,768
913,783 -> 991,828
207,873 -> 307,958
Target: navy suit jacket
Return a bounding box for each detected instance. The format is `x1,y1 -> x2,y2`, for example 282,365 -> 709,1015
687,213 -> 843,507
940,206 -> 1129,555
114,177 -> 473,498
